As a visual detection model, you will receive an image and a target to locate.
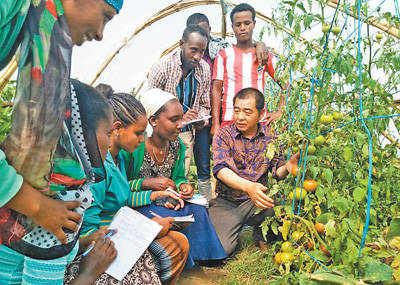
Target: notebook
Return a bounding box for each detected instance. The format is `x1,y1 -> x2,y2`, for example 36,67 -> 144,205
105,207 -> 162,281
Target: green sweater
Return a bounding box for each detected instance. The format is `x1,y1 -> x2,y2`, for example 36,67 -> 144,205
0,150 -> 23,207
120,137 -> 187,192
81,151 -> 153,236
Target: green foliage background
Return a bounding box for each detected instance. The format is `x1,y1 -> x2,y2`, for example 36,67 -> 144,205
0,81 -> 15,143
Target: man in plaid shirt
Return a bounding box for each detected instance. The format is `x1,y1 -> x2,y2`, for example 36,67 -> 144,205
147,25 -> 211,182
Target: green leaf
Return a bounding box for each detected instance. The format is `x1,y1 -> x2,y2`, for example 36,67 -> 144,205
361,258 -> 393,282
323,168 -> 333,184
374,247 -> 397,258
266,142 -> 276,161
353,187 -> 365,203
325,220 -> 336,237
316,212 -> 335,224
296,3 -> 307,13
288,12 -> 294,27
332,198 -> 350,214
387,217 -> 400,240
306,272 -> 360,284
304,15 -> 314,29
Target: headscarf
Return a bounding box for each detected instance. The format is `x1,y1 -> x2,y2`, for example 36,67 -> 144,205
138,89 -> 176,137
104,0 -> 124,13
2,0 -> 72,189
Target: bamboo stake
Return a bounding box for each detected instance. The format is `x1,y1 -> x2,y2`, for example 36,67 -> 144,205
319,0 -> 399,39
381,130 -> 400,149
0,102 -> 12,108
91,0 -> 325,86
0,57 -> 17,93
90,0 -> 219,86
220,0 -> 227,39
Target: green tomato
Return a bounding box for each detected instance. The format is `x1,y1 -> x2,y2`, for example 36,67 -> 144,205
333,128 -> 342,134
332,111 -> 343,121
320,114 -> 334,125
292,231 -> 303,242
332,26 -> 341,35
314,135 -> 325,146
281,252 -> 294,263
376,33 -> 383,40
322,25 -> 330,33
308,145 -> 316,154
281,241 -> 293,252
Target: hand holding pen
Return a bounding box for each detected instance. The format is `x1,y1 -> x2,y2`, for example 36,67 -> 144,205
82,229 -> 116,257
181,103 -> 198,123
76,230 -> 117,283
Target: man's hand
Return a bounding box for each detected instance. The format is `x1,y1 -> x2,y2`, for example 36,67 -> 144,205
142,177 -> 176,191
31,196 -> 82,244
262,110 -> 283,126
246,182 -> 274,209
183,109 -> 198,123
255,42 -> 268,66
179,183 -> 194,199
152,217 -> 174,238
286,152 -> 300,174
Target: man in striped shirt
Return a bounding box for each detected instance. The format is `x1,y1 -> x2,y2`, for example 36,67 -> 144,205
211,3 -> 282,136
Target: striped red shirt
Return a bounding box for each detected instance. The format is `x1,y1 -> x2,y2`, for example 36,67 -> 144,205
212,46 -> 275,124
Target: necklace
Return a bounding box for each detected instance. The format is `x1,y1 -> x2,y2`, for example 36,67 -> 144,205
151,143 -> 169,164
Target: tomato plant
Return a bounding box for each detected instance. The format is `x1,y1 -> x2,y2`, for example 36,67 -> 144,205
261,0 -> 400,283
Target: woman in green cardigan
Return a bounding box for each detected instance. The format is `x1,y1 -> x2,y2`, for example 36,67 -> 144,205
121,89 -> 227,269
66,85 -> 189,285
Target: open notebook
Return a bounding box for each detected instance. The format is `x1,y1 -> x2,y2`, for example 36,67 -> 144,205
105,207 -> 162,281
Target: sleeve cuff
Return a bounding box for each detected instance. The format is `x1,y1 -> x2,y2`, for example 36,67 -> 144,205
212,163 -> 230,177
128,190 -> 152,208
129,178 -> 144,192
0,154 -> 23,207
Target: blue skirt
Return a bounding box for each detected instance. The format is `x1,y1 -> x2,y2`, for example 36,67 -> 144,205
137,202 -> 227,268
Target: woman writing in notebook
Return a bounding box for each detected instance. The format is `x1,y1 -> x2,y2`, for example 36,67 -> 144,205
121,89 -> 227,269
65,83 -> 189,285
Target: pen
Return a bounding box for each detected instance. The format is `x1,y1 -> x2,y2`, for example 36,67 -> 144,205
149,211 -> 182,230
182,102 -> 191,111
82,229 -> 115,257
149,210 -> 162,218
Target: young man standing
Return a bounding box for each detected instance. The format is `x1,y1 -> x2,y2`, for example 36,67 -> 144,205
147,25 -> 211,185
209,87 -> 298,256
211,3 -> 282,136
185,13 -> 270,202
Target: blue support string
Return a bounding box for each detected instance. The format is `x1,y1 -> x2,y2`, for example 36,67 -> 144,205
356,0 -> 374,258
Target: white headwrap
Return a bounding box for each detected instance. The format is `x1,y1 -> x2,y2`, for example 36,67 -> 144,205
138,88 -> 176,137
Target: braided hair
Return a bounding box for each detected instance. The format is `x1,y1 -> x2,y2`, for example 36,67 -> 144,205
95,84 -> 146,126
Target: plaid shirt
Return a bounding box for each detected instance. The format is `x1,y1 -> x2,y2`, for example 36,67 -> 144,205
212,124 -> 284,202
147,48 -> 211,123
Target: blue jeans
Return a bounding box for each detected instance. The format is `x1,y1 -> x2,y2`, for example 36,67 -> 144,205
194,127 -> 211,180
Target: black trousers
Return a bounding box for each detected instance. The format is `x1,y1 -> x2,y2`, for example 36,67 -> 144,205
209,197 -> 278,256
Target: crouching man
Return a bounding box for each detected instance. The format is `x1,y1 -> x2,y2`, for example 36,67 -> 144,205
209,87 -> 298,255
